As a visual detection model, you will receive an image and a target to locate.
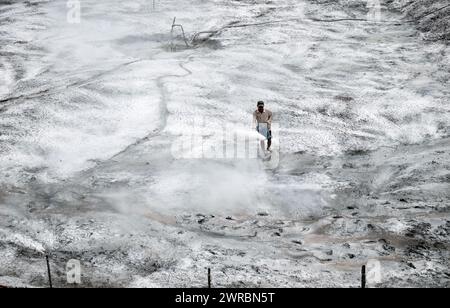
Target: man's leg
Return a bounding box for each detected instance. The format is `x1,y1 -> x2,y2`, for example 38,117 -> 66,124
267,130 -> 272,150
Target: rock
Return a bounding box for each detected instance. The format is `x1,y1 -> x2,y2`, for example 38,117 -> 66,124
334,95 -> 355,102
382,244 -> 396,253
405,222 -> 432,238
407,262 -> 416,269
433,242 -> 445,249
252,265 -> 261,274
342,163 -> 354,169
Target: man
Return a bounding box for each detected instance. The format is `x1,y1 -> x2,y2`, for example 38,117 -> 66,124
253,101 -> 273,152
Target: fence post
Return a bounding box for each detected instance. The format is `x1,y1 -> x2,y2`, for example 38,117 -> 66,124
361,265 -> 366,289
208,268 -> 211,288
46,255 -> 53,289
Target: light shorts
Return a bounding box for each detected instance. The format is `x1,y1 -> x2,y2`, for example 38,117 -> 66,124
257,123 -> 272,140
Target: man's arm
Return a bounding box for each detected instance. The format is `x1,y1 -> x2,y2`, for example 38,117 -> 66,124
253,111 -> 257,130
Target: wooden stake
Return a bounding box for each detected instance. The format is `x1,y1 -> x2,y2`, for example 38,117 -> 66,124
208,268 -> 211,289
361,265 -> 366,289
46,255 -> 53,289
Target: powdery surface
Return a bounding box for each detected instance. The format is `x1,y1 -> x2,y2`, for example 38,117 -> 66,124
0,0 -> 449,287
386,0 -> 450,41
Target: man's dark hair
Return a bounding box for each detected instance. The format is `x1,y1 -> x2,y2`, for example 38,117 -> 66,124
257,101 -> 264,106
